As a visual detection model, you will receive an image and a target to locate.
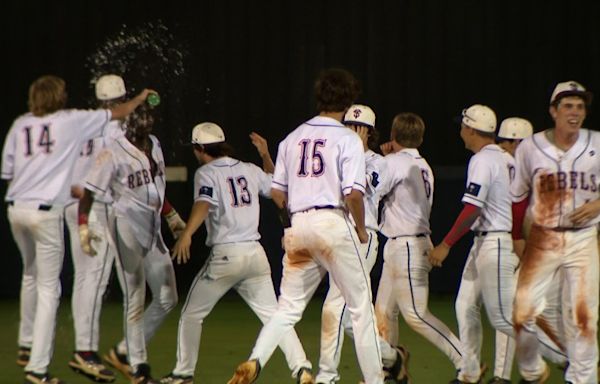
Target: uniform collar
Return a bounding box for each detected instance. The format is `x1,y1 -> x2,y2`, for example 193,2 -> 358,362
398,148 -> 421,157
305,115 -> 345,127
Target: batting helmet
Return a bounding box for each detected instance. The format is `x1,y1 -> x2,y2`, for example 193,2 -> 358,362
95,74 -> 126,100
460,104 -> 497,133
343,104 -> 376,128
498,117 -> 533,140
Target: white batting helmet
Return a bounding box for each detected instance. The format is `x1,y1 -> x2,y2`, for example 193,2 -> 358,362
498,117 -> 533,140
191,122 -> 225,145
95,74 -> 126,100
343,104 -> 376,128
460,104 -> 497,133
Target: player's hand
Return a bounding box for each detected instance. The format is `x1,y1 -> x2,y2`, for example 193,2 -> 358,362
380,141 -> 394,155
79,224 -> 100,256
357,228 -> 369,244
250,132 -> 269,158
71,185 -> 84,199
569,199 -> 600,226
172,233 -> 192,264
353,126 -> 369,151
428,243 -> 450,267
513,239 -> 526,259
165,210 -> 186,239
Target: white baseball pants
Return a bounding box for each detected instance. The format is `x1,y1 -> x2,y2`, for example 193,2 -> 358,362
514,226 -> 598,383
8,203 -> 65,374
249,209 -> 384,384
65,202 -> 115,352
172,241 -> 309,378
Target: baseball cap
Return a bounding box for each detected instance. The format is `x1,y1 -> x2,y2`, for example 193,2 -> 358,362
191,122 -> 225,145
343,104 -> 376,128
95,74 -> 126,100
550,80 -> 592,105
498,117 -> 533,140
459,104 -> 497,133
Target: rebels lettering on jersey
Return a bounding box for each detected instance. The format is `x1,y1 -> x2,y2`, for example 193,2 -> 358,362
536,171 -> 597,193
194,156 -> 272,246
511,129 -> 600,228
128,169 -> 153,188
272,116 -> 366,213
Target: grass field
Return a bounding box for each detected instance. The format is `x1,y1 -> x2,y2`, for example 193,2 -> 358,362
0,295 -> 573,383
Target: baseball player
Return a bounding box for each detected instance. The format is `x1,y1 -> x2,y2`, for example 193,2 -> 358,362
228,68 -> 406,384
79,102 -> 179,384
375,112 -> 463,375
160,123 -> 313,384
316,104 -> 409,384
2,75 -> 153,384
429,106 -> 567,384
511,81 -> 600,383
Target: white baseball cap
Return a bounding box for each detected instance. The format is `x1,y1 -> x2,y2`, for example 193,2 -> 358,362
550,80 -> 592,105
95,74 -> 126,100
343,104 -> 376,128
460,104 -> 497,133
191,122 -> 225,145
498,117 -> 533,140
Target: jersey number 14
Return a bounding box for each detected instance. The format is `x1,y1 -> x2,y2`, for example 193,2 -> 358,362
23,125 -> 54,156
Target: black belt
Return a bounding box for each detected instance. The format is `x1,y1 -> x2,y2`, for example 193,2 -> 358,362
7,201 -> 52,211
296,205 -> 337,214
474,231 -> 510,237
391,233 -> 427,239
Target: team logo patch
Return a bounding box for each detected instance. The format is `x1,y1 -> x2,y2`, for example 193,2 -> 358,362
465,182 -> 481,196
199,186 -> 213,197
371,171 -> 380,187
353,108 -> 362,118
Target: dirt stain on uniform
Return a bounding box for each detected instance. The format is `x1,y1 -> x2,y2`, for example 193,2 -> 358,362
574,273 -> 594,339
535,316 -> 565,352
375,305 -> 389,340
321,306 -> 339,339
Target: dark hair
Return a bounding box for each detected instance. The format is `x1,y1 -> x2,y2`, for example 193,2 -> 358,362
193,142 -> 235,158
314,68 -> 360,113
391,113 -> 425,148
367,127 -> 380,152
28,75 -> 67,116
473,129 -> 496,140
551,93 -> 592,109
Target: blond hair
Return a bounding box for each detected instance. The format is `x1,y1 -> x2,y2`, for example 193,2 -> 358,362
391,112 -> 425,148
28,75 -> 66,116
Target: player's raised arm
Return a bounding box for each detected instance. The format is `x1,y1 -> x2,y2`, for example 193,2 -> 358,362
109,89 -> 156,120
250,132 -> 275,174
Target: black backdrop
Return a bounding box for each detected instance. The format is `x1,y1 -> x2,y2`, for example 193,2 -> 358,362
1,0 -> 600,298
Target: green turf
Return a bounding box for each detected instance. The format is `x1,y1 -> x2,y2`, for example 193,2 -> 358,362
0,295 -> 573,383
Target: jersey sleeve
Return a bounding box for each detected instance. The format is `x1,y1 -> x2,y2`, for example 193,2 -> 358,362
1,125 -> 16,180
340,134 -> 367,195
461,154 -> 491,208
253,164 -> 273,198
510,141 -> 531,202
84,149 -> 115,195
194,168 -> 219,206
365,152 -> 385,195
271,139 -> 288,192
73,109 -> 112,142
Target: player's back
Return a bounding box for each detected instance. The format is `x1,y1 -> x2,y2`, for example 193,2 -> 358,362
2,109 -> 109,205
380,148 -> 433,237
196,157 -> 272,246
274,116 -> 366,213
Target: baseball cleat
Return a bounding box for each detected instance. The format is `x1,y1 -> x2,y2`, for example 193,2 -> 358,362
384,345 -> 410,384
68,351 -> 116,382
486,377 -> 511,384
449,363 -> 488,384
131,363 -> 159,384
227,359 -> 261,384
517,364 -> 550,384
103,346 -> 132,379
159,373 -> 194,384
24,371 -> 65,384
17,346 -> 31,367
296,367 -> 315,384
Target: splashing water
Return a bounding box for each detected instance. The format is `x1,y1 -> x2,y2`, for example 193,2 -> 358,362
86,20 -> 188,162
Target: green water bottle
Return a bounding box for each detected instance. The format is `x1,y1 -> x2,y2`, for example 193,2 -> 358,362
147,93 -> 160,108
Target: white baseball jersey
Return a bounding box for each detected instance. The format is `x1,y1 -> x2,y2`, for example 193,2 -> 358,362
363,150 -> 387,231
194,156 -> 272,246
272,116 -> 366,212
2,109 -> 110,204
462,144 -> 513,232
379,148 -> 433,237
84,134 -> 166,251
70,120 -> 125,204
511,129 -> 600,228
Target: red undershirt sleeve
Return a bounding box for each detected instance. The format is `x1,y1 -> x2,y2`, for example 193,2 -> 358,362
442,203 -> 481,247
511,199 -> 529,240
